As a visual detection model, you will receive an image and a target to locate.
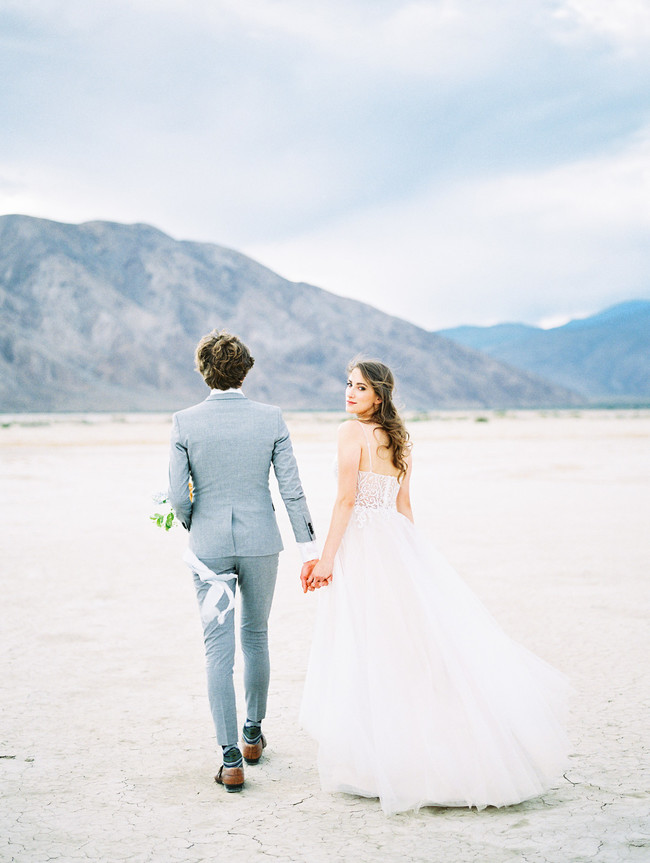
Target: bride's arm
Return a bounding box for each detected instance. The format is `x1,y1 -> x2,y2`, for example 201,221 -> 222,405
396,454 -> 414,523
310,422 -> 361,586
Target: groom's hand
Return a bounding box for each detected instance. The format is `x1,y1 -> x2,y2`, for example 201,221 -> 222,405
300,559 -> 319,593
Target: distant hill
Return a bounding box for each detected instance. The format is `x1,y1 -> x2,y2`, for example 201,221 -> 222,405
440,323 -> 539,353
440,300 -> 650,403
0,214 -> 582,412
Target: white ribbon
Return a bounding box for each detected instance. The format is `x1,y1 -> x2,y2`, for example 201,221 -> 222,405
183,548 -> 237,626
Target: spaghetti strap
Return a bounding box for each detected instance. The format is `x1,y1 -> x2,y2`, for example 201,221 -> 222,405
357,421 -> 374,471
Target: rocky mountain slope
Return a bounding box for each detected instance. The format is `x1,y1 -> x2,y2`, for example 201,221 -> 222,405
0,215 -> 582,411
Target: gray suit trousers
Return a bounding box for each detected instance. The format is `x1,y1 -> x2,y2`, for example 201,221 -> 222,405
193,554 -> 279,746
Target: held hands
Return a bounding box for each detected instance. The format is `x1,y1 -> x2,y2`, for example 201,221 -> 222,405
300,558 -> 333,593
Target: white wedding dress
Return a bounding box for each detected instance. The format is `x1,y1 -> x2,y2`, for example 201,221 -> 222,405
300,434 -> 570,815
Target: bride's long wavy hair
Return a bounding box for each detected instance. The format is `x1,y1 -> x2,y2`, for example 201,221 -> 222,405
349,359 -> 411,479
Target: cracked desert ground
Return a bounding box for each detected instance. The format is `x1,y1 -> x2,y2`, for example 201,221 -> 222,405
1,411 -> 649,863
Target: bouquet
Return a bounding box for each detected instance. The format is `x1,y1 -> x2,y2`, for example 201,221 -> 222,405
150,482 -> 193,531
150,492 -> 176,530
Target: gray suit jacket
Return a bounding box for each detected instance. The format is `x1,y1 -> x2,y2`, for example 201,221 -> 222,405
168,391 -> 315,558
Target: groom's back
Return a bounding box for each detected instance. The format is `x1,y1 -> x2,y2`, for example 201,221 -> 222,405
179,396 -> 281,502
172,394 -> 287,557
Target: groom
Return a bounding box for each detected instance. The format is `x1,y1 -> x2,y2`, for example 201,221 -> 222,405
168,329 -> 318,792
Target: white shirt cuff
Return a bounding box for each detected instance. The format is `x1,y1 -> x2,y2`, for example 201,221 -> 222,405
298,541 -> 319,563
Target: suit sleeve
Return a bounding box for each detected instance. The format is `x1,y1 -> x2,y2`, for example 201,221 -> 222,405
272,410 -> 316,544
168,414 -> 193,530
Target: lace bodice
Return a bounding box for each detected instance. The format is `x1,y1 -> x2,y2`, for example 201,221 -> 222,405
354,470 -> 399,526
356,470 -> 399,508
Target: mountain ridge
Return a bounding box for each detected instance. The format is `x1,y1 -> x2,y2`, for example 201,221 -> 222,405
439,300 -> 650,401
1,214 -> 584,411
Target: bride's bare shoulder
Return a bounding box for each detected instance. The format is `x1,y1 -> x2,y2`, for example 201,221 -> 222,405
337,420 -> 365,450
337,419 -> 362,437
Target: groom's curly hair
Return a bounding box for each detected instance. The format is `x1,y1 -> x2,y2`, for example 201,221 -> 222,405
195,329 -> 255,390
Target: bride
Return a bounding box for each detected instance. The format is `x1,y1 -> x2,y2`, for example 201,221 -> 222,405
300,361 -> 570,815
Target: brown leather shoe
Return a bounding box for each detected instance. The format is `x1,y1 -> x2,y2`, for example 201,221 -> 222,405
215,763 -> 244,792
242,732 -> 267,765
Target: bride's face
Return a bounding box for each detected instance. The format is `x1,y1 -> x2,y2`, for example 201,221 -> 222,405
346,367 -> 381,420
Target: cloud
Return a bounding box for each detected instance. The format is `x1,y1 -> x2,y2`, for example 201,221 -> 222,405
250,127 -> 650,328
555,0 -> 650,50
213,0 -> 528,79
0,0 -> 649,327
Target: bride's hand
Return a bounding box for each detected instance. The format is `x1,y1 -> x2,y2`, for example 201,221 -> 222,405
310,559 -> 333,589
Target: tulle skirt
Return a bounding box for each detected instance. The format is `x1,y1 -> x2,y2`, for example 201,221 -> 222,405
300,508 -> 570,815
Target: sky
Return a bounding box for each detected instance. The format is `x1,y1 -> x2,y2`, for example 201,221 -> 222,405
1,0 -> 650,330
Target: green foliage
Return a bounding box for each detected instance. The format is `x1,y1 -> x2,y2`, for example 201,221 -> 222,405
150,501 -> 177,531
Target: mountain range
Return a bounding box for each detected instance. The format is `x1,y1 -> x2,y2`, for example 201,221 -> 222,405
439,300 -> 650,403
0,214 -> 642,412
